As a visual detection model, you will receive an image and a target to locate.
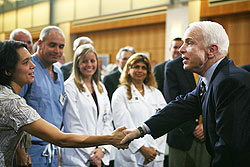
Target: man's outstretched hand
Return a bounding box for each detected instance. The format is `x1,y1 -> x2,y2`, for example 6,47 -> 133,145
111,127 -> 129,149
120,128 -> 141,144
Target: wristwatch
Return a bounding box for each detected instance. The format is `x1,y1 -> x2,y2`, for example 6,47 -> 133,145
137,126 -> 145,137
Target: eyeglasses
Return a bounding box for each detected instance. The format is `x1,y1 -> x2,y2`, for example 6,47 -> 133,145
131,65 -> 147,70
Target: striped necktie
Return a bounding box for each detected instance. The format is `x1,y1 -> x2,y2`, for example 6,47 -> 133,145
199,81 -> 207,104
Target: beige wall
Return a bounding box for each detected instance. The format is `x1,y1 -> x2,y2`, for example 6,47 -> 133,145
165,0 -> 200,60
0,1 -> 49,34
32,2 -> 50,27
101,0 -> 131,15
17,6 -> 32,28
0,14 -> 3,33
75,0 -> 100,19
188,0 -> 201,24
3,10 -> 16,32
53,0 -> 74,23
133,0 -> 169,9
0,0 -> 169,33
165,3 -> 189,60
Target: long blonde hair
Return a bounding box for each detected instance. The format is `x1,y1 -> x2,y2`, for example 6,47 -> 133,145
72,44 -> 103,93
120,53 -> 157,100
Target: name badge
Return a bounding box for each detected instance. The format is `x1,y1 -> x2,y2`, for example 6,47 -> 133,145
59,93 -> 67,106
128,96 -> 140,103
103,111 -> 108,123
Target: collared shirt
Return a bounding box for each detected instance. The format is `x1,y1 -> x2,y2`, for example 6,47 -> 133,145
201,57 -> 224,90
19,54 -> 65,142
118,66 -> 123,73
0,85 -> 40,167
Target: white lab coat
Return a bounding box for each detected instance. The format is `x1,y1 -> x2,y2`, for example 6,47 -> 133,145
61,78 -> 113,167
112,84 -> 167,167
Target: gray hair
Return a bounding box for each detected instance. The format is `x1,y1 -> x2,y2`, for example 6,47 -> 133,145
188,21 -> 229,54
116,46 -> 136,60
39,26 -> 65,41
9,28 -> 32,41
73,36 -> 93,51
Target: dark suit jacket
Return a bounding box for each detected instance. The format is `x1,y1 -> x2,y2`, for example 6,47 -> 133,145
145,57 -> 250,167
60,61 -> 73,81
153,61 -> 169,94
103,70 -> 121,100
241,64 -> 250,72
163,56 -> 197,150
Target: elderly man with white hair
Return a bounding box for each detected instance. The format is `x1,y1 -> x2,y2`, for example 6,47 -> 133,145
10,28 -> 33,53
121,21 -> 250,167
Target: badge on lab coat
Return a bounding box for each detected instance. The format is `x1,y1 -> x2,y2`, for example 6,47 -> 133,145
59,93 -> 67,106
103,110 -> 108,123
128,96 -> 140,103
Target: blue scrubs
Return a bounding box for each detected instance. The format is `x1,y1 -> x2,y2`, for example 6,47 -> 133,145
20,55 -> 65,167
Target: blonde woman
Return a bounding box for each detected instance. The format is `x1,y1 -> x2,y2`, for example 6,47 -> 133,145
112,53 -> 167,167
61,44 -> 113,167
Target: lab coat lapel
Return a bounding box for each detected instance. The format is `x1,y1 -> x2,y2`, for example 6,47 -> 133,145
131,84 -> 143,100
131,84 -> 150,109
92,82 -> 105,123
82,80 -> 99,119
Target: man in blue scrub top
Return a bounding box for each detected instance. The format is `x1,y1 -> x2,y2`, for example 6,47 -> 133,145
19,26 -> 65,167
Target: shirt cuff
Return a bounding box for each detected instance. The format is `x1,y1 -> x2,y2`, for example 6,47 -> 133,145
143,123 -> 151,133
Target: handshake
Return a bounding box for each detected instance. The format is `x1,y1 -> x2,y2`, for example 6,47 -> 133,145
110,126 -> 146,149
111,126 -> 157,165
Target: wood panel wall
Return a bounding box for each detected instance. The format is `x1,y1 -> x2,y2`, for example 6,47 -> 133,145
200,0 -> 250,18
77,23 -> 165,65
202,12 -> 250,66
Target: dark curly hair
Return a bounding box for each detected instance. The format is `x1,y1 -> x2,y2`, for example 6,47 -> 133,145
0,40 -> 27,86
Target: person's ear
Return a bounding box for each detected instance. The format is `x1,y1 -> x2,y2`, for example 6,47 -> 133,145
5,70 -> 12,76
37,39 -> 43,48
207,44 -> 218,59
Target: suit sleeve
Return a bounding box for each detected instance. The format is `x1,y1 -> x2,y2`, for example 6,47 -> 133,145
145,88 -> 201,139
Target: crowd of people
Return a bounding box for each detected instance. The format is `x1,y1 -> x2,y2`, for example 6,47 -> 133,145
0,21 -> 250,167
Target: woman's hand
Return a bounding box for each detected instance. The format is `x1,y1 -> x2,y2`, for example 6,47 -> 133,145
139,146 -> 157,165
16,144 -> 32,167
89,148 -> 104,167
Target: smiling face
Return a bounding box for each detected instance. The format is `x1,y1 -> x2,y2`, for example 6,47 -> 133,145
78,51 -> 98,79
12,47 -> 36,87
129,61 -> 148,84
38,30 -> 65,66
180,26 -> 209,75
